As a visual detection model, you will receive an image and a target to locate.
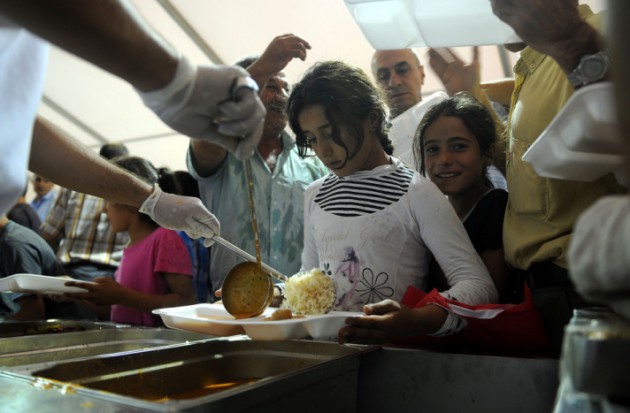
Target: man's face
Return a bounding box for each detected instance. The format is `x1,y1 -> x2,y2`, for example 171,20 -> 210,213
372,49 -> 425,118
260,72 -> 290,137
32,176 -> 54,197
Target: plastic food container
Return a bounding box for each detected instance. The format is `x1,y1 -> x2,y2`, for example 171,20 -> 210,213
344,0 -> 520,49
154,303 -> 360,341
0,274 -> 94,295
522,82 -> 625,183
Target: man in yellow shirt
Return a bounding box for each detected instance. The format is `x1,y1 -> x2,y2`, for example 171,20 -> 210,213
491,0 -> 625,351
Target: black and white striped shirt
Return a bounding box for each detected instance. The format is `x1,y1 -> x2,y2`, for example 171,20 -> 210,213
314,167 -> 414,217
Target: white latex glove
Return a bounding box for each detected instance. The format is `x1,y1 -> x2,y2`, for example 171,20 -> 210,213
139,185 -> 220,246
137,56 -> 266,160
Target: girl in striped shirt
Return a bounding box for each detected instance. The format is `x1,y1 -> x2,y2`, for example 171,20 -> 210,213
286,61 -> 497,344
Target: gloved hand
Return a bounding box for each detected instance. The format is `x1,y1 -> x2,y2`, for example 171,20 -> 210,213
137,56 -> 266,160
139,185 -> 220,246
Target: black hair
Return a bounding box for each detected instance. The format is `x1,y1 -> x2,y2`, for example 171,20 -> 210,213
156,167 -> 181,195
413,92 -> 497,188
286,61 -> 394,161
112,156 -> 158,184
110,156 -> 162,225
173,171 -> 200,198
100,142 -> 129,160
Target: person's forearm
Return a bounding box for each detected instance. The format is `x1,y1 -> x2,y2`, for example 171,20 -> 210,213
29,118 -> 152,208
189,139 -> 227,177
411,305 -> 449,336
0,0 -> 178,91
469,84 -> 505,136
117,287 -> 193,312
481,78 -> 515,107
244,60 -> 274,91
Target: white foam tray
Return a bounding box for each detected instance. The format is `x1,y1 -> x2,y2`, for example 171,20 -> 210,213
153,303 -> 360,341
0,274 -> 93,295
523,82 -> 624,182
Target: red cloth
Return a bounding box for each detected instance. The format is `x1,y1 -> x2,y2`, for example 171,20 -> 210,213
398,285 -> 551,354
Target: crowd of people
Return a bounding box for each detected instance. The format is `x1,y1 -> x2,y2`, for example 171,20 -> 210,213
0,0 -> 626,360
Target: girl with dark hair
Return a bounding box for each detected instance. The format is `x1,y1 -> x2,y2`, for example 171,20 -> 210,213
66,156 -> 195,326
414,92 -> 512,301
286,61 -> 498,344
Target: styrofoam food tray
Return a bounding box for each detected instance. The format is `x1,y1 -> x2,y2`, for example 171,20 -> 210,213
522,82 -> 624,182
522,133 -> 624,181
0,274 -> 93,295
553,82 -> 622,154
153,303 -> 359,341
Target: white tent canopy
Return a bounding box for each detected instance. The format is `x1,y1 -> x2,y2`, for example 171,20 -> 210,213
37,0 -> 606,172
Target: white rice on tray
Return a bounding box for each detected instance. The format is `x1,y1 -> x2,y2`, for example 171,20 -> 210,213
283,268 -> 336,315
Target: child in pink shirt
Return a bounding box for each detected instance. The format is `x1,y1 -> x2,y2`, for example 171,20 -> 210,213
66,156 -> 194,326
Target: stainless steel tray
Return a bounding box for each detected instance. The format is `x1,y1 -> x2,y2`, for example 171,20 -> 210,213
14,340 -> 374,412
0,327 -> 214,368
0,319 -> 122,338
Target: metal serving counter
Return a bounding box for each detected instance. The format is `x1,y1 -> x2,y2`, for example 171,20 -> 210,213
0,320 -> 565,413
1,338 -> 371,413
358,347 -> 559,413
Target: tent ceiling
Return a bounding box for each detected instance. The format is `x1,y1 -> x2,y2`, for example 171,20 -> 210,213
37,0 -> 605,171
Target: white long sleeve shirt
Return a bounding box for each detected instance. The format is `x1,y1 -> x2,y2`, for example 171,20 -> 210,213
301,158 -> 498,326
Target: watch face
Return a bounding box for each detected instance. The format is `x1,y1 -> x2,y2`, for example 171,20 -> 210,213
582,58 -> 606,78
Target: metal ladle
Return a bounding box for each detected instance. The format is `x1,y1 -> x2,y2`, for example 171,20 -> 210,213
214,237 -> 287,319
217,159 -> 288,318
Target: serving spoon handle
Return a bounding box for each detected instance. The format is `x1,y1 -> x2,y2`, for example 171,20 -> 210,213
213,236 -> 287,282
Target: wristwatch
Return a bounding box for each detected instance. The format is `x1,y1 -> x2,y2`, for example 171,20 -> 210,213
567,50 -> 610,88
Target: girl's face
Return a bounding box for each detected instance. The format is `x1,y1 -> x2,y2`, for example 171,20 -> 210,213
298,105 -> 384,177
423,115 -> 488,196
105,201 -> 134,233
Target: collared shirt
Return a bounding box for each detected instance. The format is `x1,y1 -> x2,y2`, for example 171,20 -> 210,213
187,131 -> 329,293
40,188 -> 127,267
504,5 -> 625,270
30,187 -> 58,222
390,91 -> 449,168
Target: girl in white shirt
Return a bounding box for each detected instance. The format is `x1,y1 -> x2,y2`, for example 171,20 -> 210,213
286,61 -> 497,344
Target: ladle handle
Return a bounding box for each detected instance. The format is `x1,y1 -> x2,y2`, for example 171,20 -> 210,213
213,236 -> 287,282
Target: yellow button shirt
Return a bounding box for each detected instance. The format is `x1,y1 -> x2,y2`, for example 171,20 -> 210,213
504,5 -> 626,271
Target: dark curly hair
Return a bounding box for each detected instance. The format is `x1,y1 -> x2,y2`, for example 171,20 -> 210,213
286,61 -> 393,164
